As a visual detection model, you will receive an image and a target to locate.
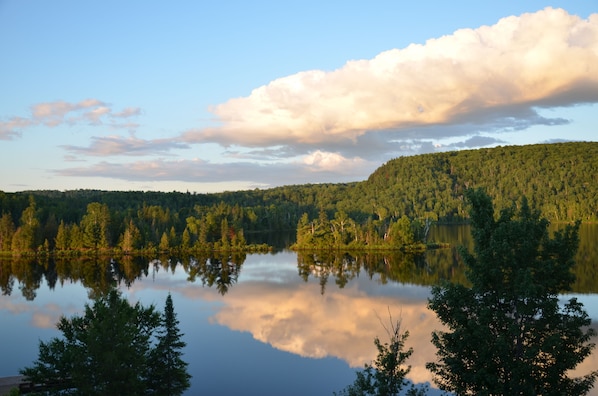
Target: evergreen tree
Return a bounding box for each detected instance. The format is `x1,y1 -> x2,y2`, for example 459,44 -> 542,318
11,197 -> 40,252
21,290 -> 164,396
120,219 -> 142,253
427,189 -> 597,395
81,202 -> 111,250
54,220 -> 70,251
148,293 -> 191,396
0,212 -> 15,251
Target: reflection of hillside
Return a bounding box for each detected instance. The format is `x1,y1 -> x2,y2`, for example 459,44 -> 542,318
296,250 -> 469,293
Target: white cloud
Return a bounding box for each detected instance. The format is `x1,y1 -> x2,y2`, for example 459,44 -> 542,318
302,150 -> 367,173
185,8 -> 598,147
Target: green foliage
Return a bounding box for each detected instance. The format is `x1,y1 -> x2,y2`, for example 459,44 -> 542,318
80,202 -> 111,250
293,211 -> 430,251
426,189 -> 597,395
0,213 -> 15,251
20,289 -> 191,396
11,197 -> 40,253
0,142 -> 596,254
7,387 -> 20,396
147,293 -> 191,396
366,142 -> 598,223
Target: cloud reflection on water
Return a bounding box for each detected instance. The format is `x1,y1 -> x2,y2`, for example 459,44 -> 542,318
187,252 -> 598,389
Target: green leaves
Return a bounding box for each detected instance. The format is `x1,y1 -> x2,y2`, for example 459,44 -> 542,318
427,189 -> 597,395
20,289 -> 191,396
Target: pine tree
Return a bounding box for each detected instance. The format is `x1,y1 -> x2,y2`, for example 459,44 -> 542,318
427,188 -> 597,395
148,293 -> 191,396
21,289 -> 161,396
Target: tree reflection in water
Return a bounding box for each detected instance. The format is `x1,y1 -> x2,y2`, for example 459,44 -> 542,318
296,249 -> 470,294
186,253 -> 245,295
1,232 -> 597,302
0,253 -> 247,299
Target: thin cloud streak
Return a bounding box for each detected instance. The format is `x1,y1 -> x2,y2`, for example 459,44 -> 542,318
183,8 -> 598,148
54,155 -> 375,186
61,134 -> 190,157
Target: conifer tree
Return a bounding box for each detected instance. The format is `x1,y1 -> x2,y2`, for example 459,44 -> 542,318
20,290 -> 191,396
21,289 -> 161,395
148,293 -> 191,396
427,189 -> 597,395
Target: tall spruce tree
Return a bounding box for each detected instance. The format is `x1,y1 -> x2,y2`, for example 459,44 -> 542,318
427,188 -> 597,395
148,293 -> 191,396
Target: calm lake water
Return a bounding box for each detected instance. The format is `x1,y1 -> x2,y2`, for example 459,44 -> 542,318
1,225 -> 597,396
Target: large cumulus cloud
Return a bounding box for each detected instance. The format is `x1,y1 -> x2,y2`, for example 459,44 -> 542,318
184,8 -> 598,147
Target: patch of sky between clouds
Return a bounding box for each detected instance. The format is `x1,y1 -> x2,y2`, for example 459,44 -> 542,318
497,104 -> 598,146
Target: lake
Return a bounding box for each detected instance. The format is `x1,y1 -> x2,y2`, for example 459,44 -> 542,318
1,225 -> 597,395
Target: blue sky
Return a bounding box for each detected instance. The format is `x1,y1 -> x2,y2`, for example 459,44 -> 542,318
1,1 -> 597,193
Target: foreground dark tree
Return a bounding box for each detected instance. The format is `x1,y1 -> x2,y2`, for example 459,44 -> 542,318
21,290 -> 191,396
147,293 -> 191,396
336,313 -> 427,396
427,188 -> 597,395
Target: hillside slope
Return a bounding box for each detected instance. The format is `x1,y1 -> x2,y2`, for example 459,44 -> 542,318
359,142 -> 597,222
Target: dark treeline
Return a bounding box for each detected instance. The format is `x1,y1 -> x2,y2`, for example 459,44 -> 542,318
1,142 -> 596,254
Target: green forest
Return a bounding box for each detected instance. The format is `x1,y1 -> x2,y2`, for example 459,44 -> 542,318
0,142 -> 596,254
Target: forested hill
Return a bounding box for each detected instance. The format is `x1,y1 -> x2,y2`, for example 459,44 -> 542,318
0,142 -> 596,250
361,141 -> 598,223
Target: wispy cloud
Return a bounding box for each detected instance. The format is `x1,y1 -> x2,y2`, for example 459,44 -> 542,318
1,99 -> 141,139
54,153 -> 374,186
0,117 -> 34,140
61,133 -> 190,157
182,8 -> 598,151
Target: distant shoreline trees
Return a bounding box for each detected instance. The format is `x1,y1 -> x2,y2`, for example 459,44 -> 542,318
292,209 -> 439,252
0,197 -> 270,256
1,142 -> 596,254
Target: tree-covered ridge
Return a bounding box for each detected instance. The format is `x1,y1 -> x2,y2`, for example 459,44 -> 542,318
0,142 -> 596,254
365,141 -> 598,222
